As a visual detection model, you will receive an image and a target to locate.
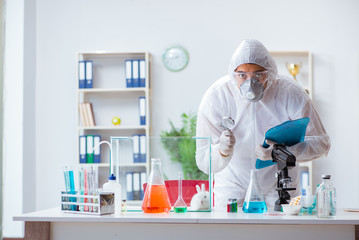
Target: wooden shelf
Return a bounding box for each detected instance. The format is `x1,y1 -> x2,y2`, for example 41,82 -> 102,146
78,51 -> 148,56
76,51 -> 152,194
78,88 -> 147,93
79,163 -> 147,168
78,125 -> 148,130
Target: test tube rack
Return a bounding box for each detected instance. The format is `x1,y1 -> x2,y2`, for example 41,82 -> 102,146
61,191 -> 115,215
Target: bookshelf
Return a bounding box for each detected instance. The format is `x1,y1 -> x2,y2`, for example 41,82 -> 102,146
76,51 -> 151,188
270,51 -> 313,194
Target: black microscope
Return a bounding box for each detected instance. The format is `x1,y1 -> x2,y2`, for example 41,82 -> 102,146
271,143 -> 296,211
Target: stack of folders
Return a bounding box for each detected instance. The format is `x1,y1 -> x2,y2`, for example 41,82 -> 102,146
138,97 -> 146,125
78,60 -> 93,88
125,59 -> 146,88
126,171 -> 147,201
79,135 -> 101,164
132,134 -> 146,163
79,103 -> 96,127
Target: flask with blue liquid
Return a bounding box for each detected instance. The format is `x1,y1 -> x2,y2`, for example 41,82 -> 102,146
242,169 -> 267,213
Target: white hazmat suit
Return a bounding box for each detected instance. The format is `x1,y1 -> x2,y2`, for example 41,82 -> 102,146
196,39 -> 330,209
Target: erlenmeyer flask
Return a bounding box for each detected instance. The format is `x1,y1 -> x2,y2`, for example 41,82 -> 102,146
242,169 -> 267,213
142,158 -> 171,213
174,172 -> 187,213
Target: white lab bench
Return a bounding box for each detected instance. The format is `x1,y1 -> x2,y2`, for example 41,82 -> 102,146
14,208 -> 359,240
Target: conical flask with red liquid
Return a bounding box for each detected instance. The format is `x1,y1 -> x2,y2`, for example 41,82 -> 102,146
142,158 -> 171,213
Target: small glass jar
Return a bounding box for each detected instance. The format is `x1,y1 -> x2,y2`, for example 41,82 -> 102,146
227,198 -> 238,213
121,200 -> 127,214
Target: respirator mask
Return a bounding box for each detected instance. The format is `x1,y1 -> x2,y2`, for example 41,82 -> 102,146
233,70 -> 269,102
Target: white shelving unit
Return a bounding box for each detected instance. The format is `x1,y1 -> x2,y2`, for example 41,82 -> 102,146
76,51 -> 151,187
270,51 -> 313,194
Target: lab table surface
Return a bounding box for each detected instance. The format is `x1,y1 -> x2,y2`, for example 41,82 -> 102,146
14,207 -> 359,240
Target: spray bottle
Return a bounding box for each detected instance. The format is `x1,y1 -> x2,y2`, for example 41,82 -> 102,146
93,141 -> 121,214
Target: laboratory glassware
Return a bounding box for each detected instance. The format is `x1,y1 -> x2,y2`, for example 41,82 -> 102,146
142,158 -> 171,213
63,166 -> 76,211
316,175 -> 336,218
242,169 -> 267,213
174,172 -> 187,213
78,166 -> 85,212
122,200 -> 127,214
227,199 -> 238,213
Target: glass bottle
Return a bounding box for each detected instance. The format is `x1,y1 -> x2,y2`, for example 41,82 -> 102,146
121,200 -> 127,214
242,169 -> 267,213
142,158 -> 171,213
316,175 -> 336,218
174,172 -> 187,213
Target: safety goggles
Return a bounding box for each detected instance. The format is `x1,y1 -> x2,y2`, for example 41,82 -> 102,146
233,70 -> 269,83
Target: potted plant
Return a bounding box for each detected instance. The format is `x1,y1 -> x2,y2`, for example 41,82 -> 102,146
160,112 -> 207,180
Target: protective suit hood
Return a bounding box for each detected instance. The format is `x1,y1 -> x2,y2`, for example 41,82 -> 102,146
228,39 -> 278,83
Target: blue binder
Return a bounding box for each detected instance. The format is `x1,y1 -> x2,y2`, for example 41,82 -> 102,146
255,117 -> 310,169
132,134 -> 140,163
85,61 -> 93,88
125,60 -> 133,88
139,59 -> 146,87
133,172 -> 141,200
140,172 -> 146,200
139,135 -> 146,163
78,61 -> 86,88
132,60 -> 140,87
139,97 -> 146,125
93,135 -> 101,163
79,135 -> 87,163
126,172 -> 133,200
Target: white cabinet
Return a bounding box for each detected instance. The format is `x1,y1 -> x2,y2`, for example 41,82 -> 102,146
76,52 -> 151,186
270,51 -> 313,194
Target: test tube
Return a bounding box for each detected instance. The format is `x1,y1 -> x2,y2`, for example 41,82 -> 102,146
87,166 -> 94,212
92,165 -> 99,213
78,166 -> 85,212
63,166 -> 70,210
84,167 -> 89,212
68,166 -> 76,211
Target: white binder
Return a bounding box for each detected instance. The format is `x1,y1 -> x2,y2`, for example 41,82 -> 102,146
132,60 -> 140,87
139,97 -> 146,125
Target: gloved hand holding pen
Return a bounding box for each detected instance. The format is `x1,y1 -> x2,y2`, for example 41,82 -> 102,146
219,130 -> 236,157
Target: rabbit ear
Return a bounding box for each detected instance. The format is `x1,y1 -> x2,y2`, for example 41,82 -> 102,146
201,183 -> 205,192
196,185 -> 201,193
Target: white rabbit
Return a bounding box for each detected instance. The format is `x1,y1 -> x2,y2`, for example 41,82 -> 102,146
190,183 -> 210,210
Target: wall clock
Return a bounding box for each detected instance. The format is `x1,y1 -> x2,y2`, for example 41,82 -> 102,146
162,45 -> 189,72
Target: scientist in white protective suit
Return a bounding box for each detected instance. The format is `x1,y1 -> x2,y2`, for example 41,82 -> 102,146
196,39 -> 330,210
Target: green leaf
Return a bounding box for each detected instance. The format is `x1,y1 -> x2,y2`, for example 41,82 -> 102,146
160,112 -> 206,180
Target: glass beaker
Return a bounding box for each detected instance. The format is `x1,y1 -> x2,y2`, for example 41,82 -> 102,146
142,158 -> 171,213
242,169 -> 267,213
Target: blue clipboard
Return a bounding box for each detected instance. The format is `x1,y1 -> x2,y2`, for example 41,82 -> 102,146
255,117 -> 310,169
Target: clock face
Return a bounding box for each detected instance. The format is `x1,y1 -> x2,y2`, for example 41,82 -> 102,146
162,46 -> 189,72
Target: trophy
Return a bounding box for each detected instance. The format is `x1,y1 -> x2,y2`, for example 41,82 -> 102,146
286,63 -> 301,81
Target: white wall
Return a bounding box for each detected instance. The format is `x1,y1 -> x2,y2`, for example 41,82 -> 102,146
3,0 -> 25,237
4,0 -> 359,236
